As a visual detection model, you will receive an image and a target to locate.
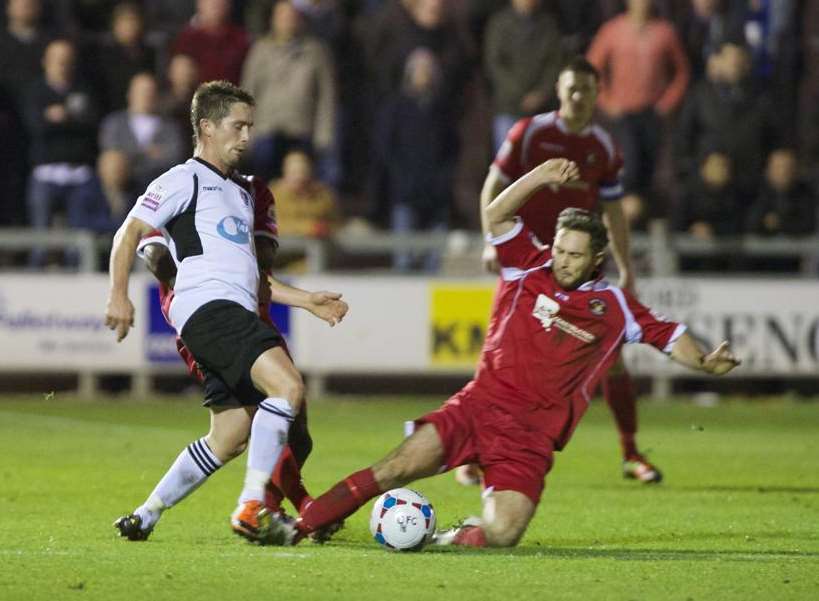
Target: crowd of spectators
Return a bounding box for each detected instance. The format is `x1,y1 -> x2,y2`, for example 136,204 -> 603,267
0,0 -> 817,270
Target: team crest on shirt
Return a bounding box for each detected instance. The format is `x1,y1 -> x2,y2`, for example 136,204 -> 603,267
239,189 -> 251,207
217,216 -> 250,244
588,298 -> 607,316
587,153 -> 598,165
533,294 -> 597,343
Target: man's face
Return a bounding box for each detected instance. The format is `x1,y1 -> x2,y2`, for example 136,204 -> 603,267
8,0 -> 41,25
551,228 -> 602,290
127,74 -> 158,114
44,40 -> 75,83
204,102 -> 253,168
557,70 -> 598,124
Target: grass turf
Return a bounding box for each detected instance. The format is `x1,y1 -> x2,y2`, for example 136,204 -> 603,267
0,395 -> 817,601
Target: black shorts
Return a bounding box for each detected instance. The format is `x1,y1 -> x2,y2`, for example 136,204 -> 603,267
181,300 -> 285,405
201,367 -> 265,408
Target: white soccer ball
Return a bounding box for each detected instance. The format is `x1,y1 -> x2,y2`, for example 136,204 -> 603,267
369,488 -> 436,551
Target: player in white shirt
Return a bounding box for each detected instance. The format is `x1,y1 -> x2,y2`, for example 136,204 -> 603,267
105,81 -> 340,544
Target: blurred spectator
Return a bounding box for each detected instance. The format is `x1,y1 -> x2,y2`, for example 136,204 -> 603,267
551,0 -> 604,54
587,0 -> 690,225
746,149 -> 817,236
143,0 -> 197,38
99,72 -> 186,191
173,0 -> 250,84
364,0 -> 472,102
675,41 -> 781,198
0,0 -> 51,110
270,150 -> 340,238
241,0 -> 337,183
95,2 -> 157,112
674,0 -> 743,80
673,151 -> 739,239
158,53 -> 199,157
371,48 -> 458,271
484,0 -> 563,152
25,38 -> 100,258
738,0 -> 799,82
245,0 -> 343,44
58,149 -> 134,232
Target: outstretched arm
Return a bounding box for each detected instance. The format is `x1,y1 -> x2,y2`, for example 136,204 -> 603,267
267,276 -> 348,327
106,217 -> 155,341
670,332 -> 740,376
479,166 -> 509,273
484,159 -> 580,238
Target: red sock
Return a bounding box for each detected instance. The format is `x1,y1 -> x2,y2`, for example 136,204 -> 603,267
265,447 -> 311,512
602,371 -> 639,458
453,526 -> 487,547
298,468 -> 382,534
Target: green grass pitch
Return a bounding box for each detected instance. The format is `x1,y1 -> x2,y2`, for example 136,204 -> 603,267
0,394 -> 817,601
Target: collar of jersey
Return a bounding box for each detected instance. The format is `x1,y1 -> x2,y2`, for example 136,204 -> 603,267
555,111 -> 593,137
193,156 -> 230,180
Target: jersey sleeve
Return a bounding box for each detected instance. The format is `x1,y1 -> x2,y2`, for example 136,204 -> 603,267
492,117 -> 532,183
251,177 -> 278,244
489,218 -> 551,278
128,168 -> 194,229
135,229 -> 168,261
599,140 -> 625,202
620,290 -> 687,353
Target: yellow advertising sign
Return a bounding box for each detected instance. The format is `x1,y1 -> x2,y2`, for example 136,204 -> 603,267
430,283 -> 496,368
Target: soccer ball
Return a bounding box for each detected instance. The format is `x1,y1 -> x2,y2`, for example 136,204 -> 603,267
369,488 -> 436,551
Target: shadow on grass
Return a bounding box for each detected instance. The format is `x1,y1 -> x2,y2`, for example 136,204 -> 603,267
674,485 -> 819,495
424,546 -> 819,561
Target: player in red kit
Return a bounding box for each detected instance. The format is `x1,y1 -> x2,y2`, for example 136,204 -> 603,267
469,56 -> 661,486
268,158 -> 739,548
114,173 -> 347,541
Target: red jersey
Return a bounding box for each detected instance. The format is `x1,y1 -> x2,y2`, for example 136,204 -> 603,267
137,174 -> 279,380
475,219 -> 684,448
493,111 -> 624,245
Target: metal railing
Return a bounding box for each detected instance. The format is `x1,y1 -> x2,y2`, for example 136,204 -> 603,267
1,222 -> 818,277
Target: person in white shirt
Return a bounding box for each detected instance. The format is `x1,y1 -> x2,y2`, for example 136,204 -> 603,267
105,80 -> 345,544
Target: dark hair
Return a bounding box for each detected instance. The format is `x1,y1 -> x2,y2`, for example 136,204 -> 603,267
190,80 -> 255,144
555,207 -> 608,254
560,56 -> 600,82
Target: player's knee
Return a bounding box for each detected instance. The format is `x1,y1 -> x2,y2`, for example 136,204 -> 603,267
483,519 -> 526,547
269,373 -> 305,408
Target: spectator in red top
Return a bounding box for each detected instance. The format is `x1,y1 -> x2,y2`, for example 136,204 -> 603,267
587,0 -> 690,226
172,0 -> 250,85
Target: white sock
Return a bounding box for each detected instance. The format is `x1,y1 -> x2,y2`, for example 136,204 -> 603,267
239,397 -> 294,504
134,437 -> 223,529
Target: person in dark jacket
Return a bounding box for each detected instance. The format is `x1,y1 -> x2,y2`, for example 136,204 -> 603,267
25,38 -> 100,263
372,47 -> 459,271
746,148 -> 817,237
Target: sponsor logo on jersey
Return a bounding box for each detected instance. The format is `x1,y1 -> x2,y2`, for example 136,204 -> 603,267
202,185 -> 222,192
533,293 -> 596,343
140,188 -> 163,211
589,298 -> 607,316
216,216 -> 250,244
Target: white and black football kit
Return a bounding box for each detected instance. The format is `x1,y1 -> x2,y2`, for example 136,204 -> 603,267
128,157 -> 283,400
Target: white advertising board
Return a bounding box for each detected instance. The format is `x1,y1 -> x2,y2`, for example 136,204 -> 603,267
624,278 -> 819,375
0,274 -> 147,371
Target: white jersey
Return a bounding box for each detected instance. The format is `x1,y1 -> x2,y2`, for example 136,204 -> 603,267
128,157 -> 260,332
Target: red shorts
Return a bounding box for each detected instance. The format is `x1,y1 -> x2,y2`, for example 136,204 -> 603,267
416,384 -> 566,504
